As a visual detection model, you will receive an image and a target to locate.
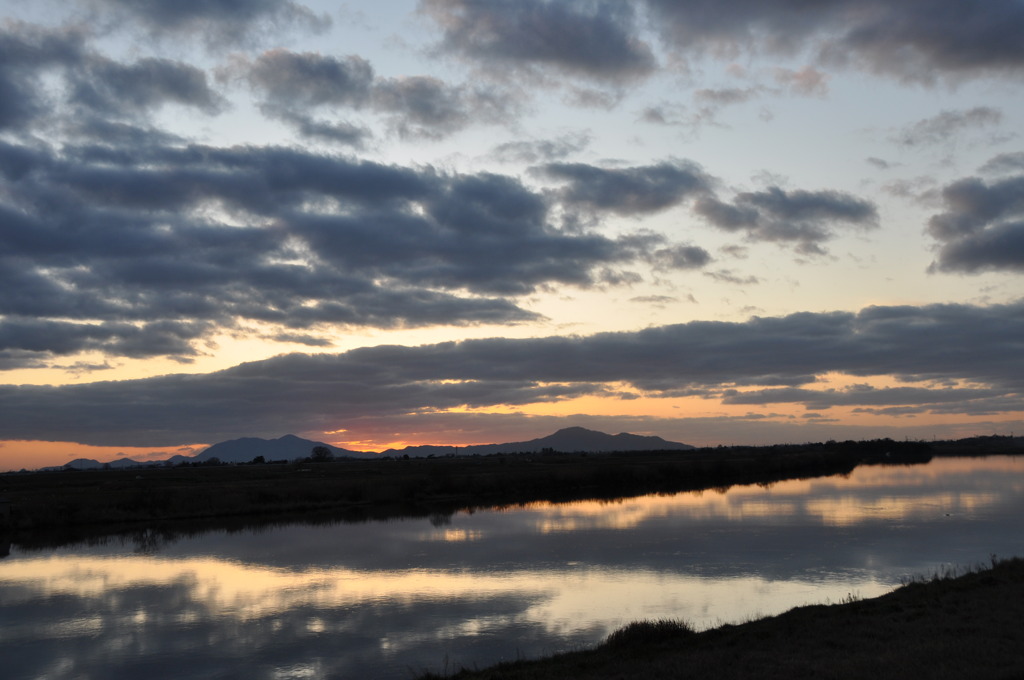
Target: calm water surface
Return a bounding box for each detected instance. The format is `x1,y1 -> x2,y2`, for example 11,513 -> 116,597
2,456 -> 1022,679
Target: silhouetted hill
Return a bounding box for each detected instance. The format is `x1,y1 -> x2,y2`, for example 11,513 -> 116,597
50,427 -> 694,469
49,457 -> 144,471
381,426 -> 694,457
194,434 -> 369,463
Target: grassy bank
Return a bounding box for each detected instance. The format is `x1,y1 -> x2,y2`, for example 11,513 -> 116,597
422,557 -> 1024,680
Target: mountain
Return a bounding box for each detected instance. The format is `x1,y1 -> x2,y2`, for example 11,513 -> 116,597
50,427 -> 693,470
468,426 -> 694,455
194,434 -> 370,464
382,427 -> 693,457
58,457 -> 145,470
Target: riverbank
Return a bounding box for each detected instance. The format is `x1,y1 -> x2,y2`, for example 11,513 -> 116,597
0,439 -> 914,535
1,436 -> 1018,548
422,557 -> 1024,680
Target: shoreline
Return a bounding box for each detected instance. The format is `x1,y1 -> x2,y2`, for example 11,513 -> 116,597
1,435 -> 1020,550
419,557 -> 1024,679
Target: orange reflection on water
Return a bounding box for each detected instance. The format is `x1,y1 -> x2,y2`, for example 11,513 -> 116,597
526,494 -> 807,533
803,492 -> 1002,526
0,554 -> 893,636
423,528 -> 484,542
0,556 -> 536,620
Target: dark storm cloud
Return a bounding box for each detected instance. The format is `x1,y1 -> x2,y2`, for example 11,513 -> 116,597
540,160 -> 713,215
694,187 -> 878,255
81,0 -> 330,48
1,300 -> 1020,445
927,171 -> 1024,273
642,0 -> 1024,83
892,107 -> 1003,148
420,0 -> 656,83
0,140 -> 706,366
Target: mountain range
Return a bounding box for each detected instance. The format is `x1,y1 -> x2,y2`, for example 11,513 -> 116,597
53,427 -> 693,469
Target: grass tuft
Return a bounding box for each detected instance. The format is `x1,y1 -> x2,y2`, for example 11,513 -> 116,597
602,619 -> 695,649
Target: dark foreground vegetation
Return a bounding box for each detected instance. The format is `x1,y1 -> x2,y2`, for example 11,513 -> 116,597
419,556 -> 1024,680
0,435 -> 1020,550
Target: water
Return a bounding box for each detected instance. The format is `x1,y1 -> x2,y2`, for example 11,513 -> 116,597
1,456 -> 1022,679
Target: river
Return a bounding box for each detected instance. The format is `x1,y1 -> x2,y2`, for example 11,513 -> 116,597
1,455 -> 1022,679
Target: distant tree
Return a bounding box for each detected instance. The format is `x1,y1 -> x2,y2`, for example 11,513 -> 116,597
251,455 -> 266,465
310,446 -> 334,462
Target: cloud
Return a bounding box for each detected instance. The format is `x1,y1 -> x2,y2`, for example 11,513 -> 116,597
2,300 -> 1021,446
490,134 -> 591,164
80,0 -> 330,48
0,23 -> 88,131
540,160 -> 713,215
420,0 -> 657,84
651,244 -> 713,270
260,108 -> 371,147
71,55 -> 227,118
642,1 -> 1024,84
694,186 -> 878,255
773,66 -> 829,96
238,49 -> 517,140
927,171 -> 1024,273
0,140 -> 717,366
244,50 -> 375,108
704,269 -> 761,285
980,152 -> 1024,175
831,1 -> 1024,83
892,107 -> 1003,147
721,384 -> 1008,416
372,76 -> 516,139
0,23 -> 224,138
695,87 -> 761,108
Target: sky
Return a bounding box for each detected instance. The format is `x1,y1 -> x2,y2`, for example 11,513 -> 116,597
1,0 -> 1023,470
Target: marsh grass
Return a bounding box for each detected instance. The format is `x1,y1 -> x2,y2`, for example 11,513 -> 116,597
602,619 -> 696,649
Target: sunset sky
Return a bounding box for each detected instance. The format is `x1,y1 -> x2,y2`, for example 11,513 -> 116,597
2,0 -> 1023,470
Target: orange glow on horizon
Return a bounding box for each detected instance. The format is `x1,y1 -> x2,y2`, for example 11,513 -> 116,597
0,440 -> 208,472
